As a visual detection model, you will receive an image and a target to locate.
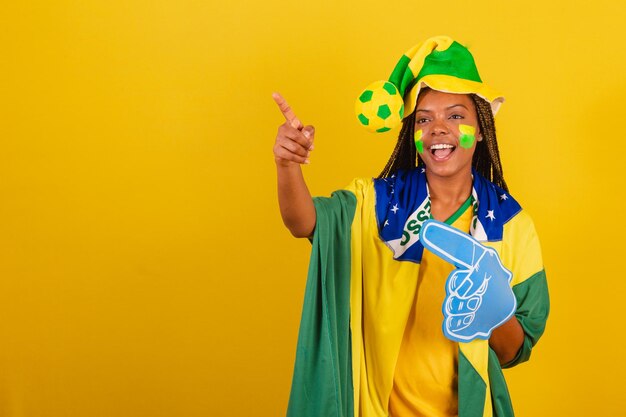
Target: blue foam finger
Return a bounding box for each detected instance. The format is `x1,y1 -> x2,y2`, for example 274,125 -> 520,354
419,220 -> 487,269
419,219 -> 517,342
447,313 -> 475,333
445,294 -> 482,315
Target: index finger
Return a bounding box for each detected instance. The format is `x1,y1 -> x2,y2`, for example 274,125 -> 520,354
419,219 -> 488,269
272,92 -> 303,130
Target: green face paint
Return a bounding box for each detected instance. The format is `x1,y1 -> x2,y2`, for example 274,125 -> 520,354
459,124 -> 476,149
414,129 -> 424,153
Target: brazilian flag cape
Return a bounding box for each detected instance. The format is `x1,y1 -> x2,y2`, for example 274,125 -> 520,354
286,169 -> 549,417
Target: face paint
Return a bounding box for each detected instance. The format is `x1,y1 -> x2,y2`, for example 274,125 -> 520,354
459,124 -> 476,149
414,129 -> 424,153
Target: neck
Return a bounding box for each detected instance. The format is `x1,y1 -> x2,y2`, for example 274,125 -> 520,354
426,168 -> 473,205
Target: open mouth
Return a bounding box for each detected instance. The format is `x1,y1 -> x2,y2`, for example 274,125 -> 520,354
429,143 -> 456,159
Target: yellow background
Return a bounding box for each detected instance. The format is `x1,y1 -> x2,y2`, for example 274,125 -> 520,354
1,1 -> 624,416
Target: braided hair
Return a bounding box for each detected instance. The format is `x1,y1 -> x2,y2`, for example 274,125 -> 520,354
377,91 -> 509,192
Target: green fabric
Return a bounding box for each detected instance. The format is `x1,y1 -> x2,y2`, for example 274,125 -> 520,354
388,41 -> 482,100
458,348 -> 515,417
457,269 -> 548,417
458,350 -> 486,417
286,190 -> 357,417
287,188 -> 549,416
416,41 -> 482,82
503,269 -> 550,368
488,348 -> 515,417
388,55 -> 412,95
483,269 -> 550,416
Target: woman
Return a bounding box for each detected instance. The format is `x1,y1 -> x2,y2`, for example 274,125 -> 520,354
273,36 -> 549,417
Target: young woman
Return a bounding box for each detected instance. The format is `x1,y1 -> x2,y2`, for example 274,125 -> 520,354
273,36 -> 549,417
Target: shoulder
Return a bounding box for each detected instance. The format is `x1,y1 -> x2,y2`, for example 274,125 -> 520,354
342,177 -> 374,196
506,208 -> 537,230
503,208 -> 542,254
313,177 -> 375,216
472,173 -> 522,241
501,207 -> 544,286
474,174 -> 522,222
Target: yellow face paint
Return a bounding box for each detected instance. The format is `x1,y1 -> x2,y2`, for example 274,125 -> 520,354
459,124 -> 476,149
414,129 -> 424,153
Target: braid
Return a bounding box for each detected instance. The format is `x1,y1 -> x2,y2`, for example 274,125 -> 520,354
470,94 -> 508,192
377,92 -> 509,193
378,111 -> 417,178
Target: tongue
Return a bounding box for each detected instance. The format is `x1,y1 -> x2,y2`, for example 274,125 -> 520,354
434,148 -> 453,158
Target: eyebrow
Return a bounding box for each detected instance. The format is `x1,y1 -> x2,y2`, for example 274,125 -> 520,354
416,104 -> 469,113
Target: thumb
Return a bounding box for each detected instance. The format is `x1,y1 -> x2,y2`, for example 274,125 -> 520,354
302,125 -> 315,150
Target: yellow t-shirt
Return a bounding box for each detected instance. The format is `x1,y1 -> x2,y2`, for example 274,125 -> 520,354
388,198 -> 473,417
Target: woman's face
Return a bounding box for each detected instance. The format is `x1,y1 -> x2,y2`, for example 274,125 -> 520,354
414,89 -> 480,180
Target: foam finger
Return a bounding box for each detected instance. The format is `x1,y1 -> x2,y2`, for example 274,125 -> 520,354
445,294 -> 482,316
420,220 -> 487,269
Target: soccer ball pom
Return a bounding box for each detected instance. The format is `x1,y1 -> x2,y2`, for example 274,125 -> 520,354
355,80 -> 404,133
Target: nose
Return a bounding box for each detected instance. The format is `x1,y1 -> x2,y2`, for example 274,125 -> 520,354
431,118 -> 450,136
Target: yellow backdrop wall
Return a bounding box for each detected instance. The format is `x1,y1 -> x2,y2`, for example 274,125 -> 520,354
1,0 -> 625,416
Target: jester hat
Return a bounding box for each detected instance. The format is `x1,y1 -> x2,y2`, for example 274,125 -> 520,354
355,36 -> 504,133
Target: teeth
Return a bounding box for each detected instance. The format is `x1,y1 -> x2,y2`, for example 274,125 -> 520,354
430,144 -> 454,150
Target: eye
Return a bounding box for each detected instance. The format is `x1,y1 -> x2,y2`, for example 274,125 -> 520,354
416,117 -> 430,124
450,114 -> 464,120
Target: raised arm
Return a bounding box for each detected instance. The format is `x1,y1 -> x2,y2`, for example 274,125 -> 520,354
272,93 -> 316,238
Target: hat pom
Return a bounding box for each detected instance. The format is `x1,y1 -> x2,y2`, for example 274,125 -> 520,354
355,80 -> 404,133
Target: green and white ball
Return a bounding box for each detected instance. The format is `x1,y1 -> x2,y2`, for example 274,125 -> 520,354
355,80 -> 404,133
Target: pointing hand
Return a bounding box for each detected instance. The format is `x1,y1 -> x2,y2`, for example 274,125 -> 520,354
272,93 -> 315,167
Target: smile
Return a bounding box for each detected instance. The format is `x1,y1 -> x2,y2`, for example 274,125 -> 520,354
429,143 -> 456,160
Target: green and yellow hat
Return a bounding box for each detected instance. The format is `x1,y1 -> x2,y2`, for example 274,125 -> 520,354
355,36 -> 504,133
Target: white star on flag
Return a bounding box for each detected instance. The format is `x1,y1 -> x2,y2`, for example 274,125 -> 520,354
500,193 -> 508,201
421,168 -> 426,173
391,204 -> 399,214
486,210 -> 496,221
384,220 -> 390,227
